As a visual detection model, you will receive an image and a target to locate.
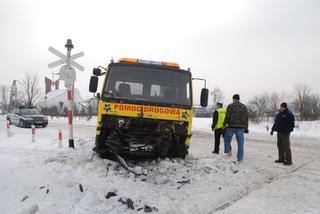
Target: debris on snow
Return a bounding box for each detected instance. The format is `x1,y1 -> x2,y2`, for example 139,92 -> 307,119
144,205 -> 153,212
126,198 -> 134,210
118,197 -> 134,210
79,184 -> 84,192
214,202 -> 231,211
21,195 -> 29,202
105,191 -> 117,199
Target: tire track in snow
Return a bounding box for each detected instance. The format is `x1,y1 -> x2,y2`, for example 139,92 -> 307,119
210,155 -> 320,213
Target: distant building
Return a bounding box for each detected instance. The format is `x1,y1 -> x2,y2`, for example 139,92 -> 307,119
37,88 -> 83,109
45,77 -> 59,94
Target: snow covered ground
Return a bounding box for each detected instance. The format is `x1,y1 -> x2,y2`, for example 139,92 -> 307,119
0,116 -> 319,214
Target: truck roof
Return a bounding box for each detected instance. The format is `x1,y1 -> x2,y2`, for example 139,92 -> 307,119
109,58 -> 191,75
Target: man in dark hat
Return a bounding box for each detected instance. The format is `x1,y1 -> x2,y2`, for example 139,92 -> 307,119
211,102 -> 226,154
270,102 -> 295,165
223,94 -> 249,163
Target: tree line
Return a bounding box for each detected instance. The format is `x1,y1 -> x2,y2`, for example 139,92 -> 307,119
194,84 -> 320,121
0,72 -> 40,113
0,72 -> 98,118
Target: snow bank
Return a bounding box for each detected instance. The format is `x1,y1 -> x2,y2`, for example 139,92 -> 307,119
192,117 -> 320,143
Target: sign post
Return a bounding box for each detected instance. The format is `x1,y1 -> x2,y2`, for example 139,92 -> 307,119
31,124 -> 35,143
6,120 -> 10,137
58,129 -> 62,148
48,39 -> 84,148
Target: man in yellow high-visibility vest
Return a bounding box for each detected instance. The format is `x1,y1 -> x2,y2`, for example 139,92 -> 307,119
211,102 -> 226,154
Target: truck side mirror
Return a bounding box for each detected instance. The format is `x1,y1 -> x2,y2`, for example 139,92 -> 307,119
89,76 -> 98,93
93,68 -> 102,76
200,88 -> 209,107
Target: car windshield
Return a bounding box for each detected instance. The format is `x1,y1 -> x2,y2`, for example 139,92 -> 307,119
20,108 -> 40,115
102,65 -> 192,107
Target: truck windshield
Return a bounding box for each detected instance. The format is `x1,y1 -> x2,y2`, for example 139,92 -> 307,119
102,65 -> 192,108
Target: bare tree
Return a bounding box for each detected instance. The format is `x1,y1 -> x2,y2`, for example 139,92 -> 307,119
19,72 -> 42,106
248,93 -> 269,122
0,85 -> 10,113
292,84 -> 312,120
267,92 -> 286,117
304,94 -> 320,120
210,86 -> 224,106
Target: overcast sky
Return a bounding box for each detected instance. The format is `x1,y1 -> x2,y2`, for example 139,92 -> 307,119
0,0 -> 319,104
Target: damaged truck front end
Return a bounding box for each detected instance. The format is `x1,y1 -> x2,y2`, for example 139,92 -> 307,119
89,58 -> 208,159
96,114 -> 190,158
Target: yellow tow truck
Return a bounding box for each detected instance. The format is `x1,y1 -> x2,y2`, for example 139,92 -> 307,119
89,58 -> 208,159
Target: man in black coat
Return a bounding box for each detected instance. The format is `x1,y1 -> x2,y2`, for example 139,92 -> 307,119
271,102 -> 295,165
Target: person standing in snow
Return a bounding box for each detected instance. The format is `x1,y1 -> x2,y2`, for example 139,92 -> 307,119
270,102 -> 295,165
223,94 -> 249,163
211,102 -> 226,154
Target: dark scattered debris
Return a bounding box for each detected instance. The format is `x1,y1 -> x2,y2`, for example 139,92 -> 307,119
118,197 -> 126,204
144,205 -> 153,212
177,179 -> 190,189
118,197 -> 134,210
126,198 -> 134,210
218,187 -> 222,190
137,207 -> 143,211
79,184 -> 83,192
105,191 -> 117,199
21,195 -> 29,202
143,205 -> 158,212
215,202 -> 231,211
233,170 -> 239,174
177,179 -> 190,184
39,186 -> 45,189
46,189 -> 49,194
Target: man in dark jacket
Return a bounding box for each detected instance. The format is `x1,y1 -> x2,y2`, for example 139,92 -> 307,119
271,102 -> 295,165
223,94 -> 249,163
211,102 -> 226,154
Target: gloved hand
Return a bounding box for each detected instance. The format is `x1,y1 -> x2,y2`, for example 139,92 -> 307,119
244,128 -> 249,134
270,130 -> 274,136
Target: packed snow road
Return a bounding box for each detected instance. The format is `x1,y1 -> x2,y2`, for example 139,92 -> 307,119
0,117 -> 319,213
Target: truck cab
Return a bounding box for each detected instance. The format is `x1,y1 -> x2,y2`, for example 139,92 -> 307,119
89,58 -> 208,159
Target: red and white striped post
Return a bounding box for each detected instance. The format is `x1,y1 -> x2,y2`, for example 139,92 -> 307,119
31,124 -> 35,142
48,39 -> 82,149
6,120 -> 11,137
67,88 -> 74,148
58,129 -> 62,148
